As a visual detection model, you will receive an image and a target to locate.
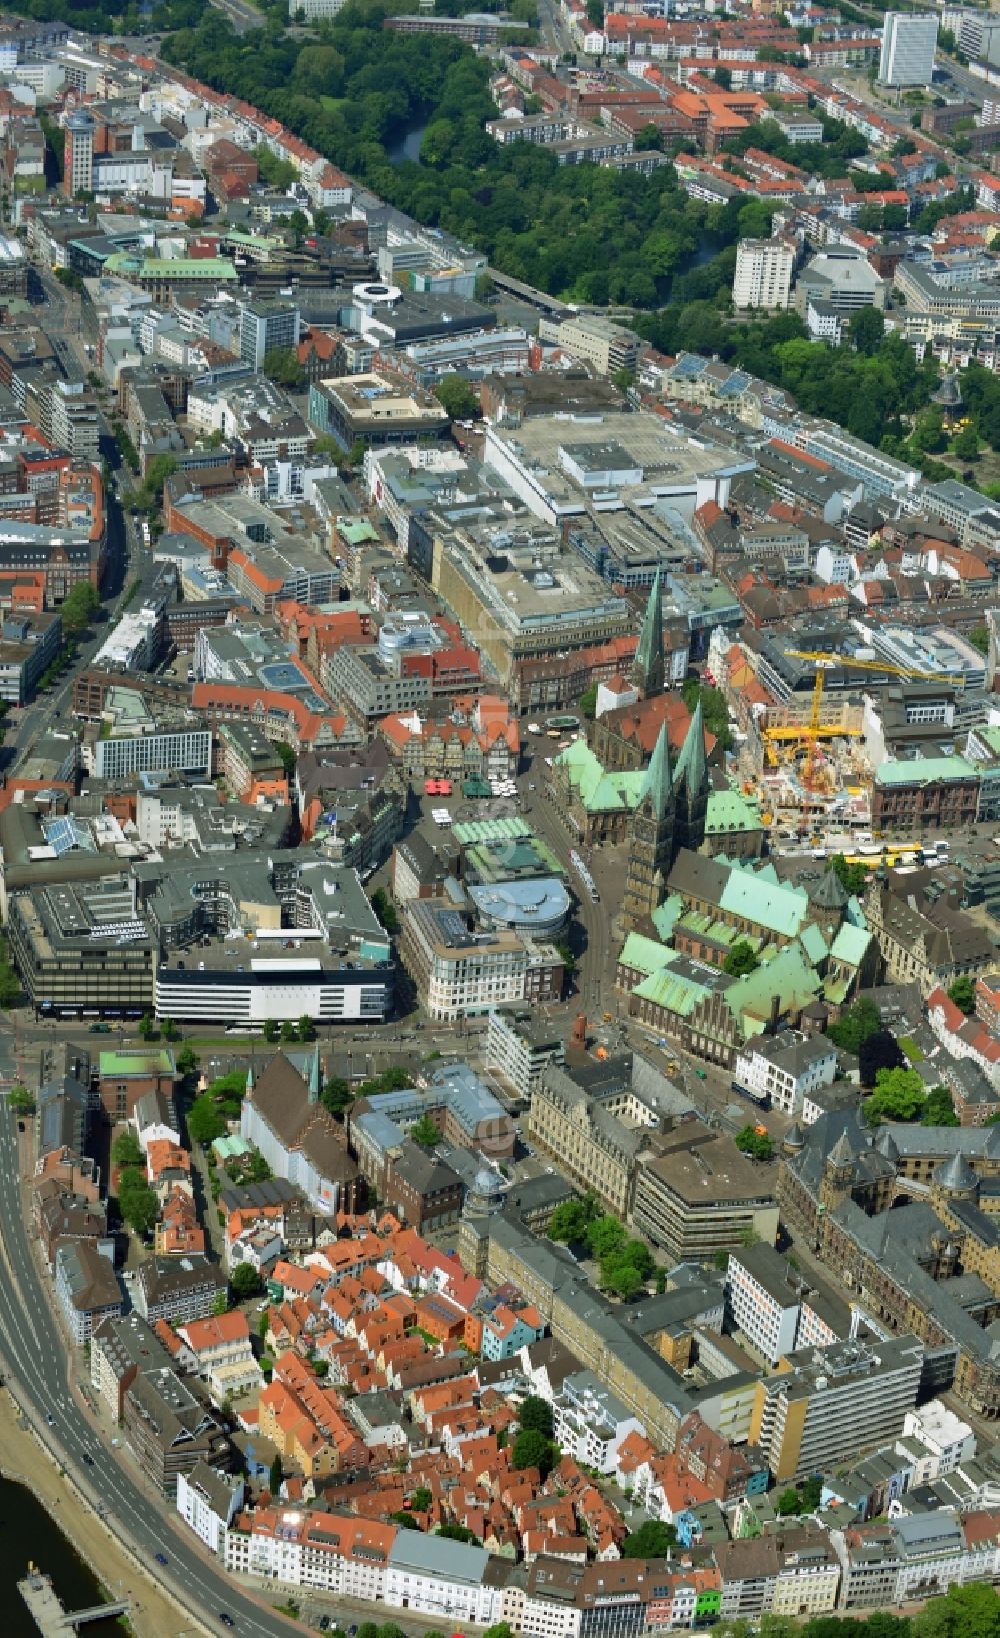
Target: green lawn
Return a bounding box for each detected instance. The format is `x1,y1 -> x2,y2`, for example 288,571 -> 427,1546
899,1036 -> 924,1064
161,1034 -> 264,1052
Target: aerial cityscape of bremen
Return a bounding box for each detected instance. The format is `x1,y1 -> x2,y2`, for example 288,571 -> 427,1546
3,1 -> 1000,1634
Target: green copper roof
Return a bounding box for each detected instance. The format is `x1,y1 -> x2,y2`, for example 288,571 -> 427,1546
718,865 -> 809,939
139,258 -> 239,279
336,518 -> 379,546
674,697 -> 708,796
453,816 -> 533,845
223,229 -> 284,250
725,941 -> 822,1029
554,739 -> 645,813
98,1049 -> 175,1075
799,921 -> 829,966
634,569 -> 664,685
705,787 -> 764,835
633,957 -> 720,1017
651,895 -> 683,942
874,755 -> 976,786
619,931 -> 672,976
830,921 -> 872,967
212,1134 -> 248,1160
970,726 -> 1000,762
640,722 -> 673,819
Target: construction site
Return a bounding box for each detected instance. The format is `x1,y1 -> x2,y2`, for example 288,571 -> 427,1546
708,630 -> 967,849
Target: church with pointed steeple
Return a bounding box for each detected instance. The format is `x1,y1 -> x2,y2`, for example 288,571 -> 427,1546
672,698 -> 710,860
620,702 -> 711,931
631,572 -> 665,699
621,723 -> 674,929
240,1048 -> 360,1213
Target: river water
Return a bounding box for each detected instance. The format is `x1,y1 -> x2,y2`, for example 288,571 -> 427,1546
0,1474 -> 121,1638
388,124 -> 427,164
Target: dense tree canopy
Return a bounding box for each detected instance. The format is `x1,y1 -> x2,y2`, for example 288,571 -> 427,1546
410,1114 -> 441,1148
4,0 -> 203,38
922,1086 -> 959,1128
735,1124 -> 774,1161
858,1027 -> 906,1088
160,8 -> 775,310
60,580 -> 100,636
723,940 -> 759,978
518,1395 -> 554,1437
187,1092 -> 226,1146
864,1067 -> 929,1125
147,9 -> 1000,477
830,855 -> 870,896
434,374 -> 479,419
621,1520 -> 677,1557
722,114 -> 869,180
826,996 -> 881,1055
548,1191 -> 600,1245
511,1426 -> 559,1477
948,975 -> 976,1015
230,1261 -> 261,1300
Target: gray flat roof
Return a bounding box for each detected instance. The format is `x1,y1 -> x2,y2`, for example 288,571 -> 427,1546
388,1529 -> 489,1584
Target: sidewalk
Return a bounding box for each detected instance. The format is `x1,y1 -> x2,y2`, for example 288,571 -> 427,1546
0,1388 -> 186,1638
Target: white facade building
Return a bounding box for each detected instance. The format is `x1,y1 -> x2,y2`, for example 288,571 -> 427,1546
734,238 -> 795,311
385,1534 -> 498,1625
879,12 -> 938,85
289,0 -> 348,18
901,1402 -> 976,1477
732,1031 -> 838,1116
176,1463 -> 244,1555
727,1245 -> 801,1366
551,1371 -> 645,1474
94,728 -> 212,781
176,1314 -> 264,1402
726,1244 -> 844,1368
814,543 -> 858,586
93,606 -> 160,673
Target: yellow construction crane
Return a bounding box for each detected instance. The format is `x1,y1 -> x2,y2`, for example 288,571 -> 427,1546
762,721 -> 863,768
782,648 -> 964,788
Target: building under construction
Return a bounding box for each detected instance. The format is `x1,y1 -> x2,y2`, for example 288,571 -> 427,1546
708,625 -> 978,838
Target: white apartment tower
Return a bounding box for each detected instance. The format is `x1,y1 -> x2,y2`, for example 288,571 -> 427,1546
879,12 -> 938,86
733,238 -> 794,312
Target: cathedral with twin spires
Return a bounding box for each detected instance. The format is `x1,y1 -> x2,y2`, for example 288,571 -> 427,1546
620,573 -> 711,932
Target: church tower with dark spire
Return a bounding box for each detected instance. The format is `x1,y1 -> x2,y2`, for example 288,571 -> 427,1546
621,723 -> 675,930
672,698 -> 710,857
631,571 -> 665,699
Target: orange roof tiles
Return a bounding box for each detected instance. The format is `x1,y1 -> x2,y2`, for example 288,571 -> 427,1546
179,1310 -> 252,1352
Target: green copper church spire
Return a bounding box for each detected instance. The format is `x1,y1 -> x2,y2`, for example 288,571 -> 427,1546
674,697 -> 707,795
631,570 -> 664,697
673,697 -> 709,857
621,721 -> 675,931
641,721 -> 673,820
